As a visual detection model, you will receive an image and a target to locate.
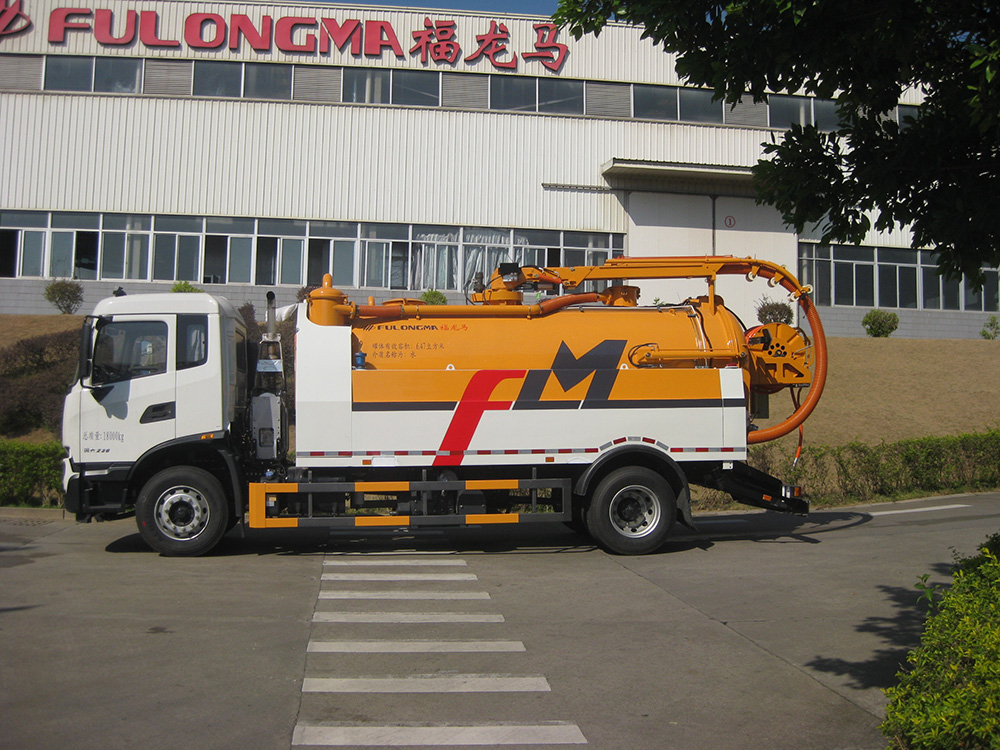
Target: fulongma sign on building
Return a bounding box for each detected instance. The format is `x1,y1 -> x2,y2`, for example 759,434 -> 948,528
2,0 -> 571,72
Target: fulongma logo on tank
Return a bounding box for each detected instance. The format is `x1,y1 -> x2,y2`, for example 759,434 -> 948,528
0,0 -> 31,37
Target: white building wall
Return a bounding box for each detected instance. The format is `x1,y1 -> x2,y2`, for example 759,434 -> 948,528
0,92 -> 771,231
624,192 -> 797,323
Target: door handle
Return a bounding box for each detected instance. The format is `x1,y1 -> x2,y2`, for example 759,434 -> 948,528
140,402 -> 176,424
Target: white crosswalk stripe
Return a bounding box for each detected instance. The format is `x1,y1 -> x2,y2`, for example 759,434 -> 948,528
308,640 -> 526,653
293,722 -> 588,746
319,590 -> 490,600
292,548 -> 587,746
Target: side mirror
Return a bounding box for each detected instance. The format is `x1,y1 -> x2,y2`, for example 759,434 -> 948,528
78,319 -> 94,384
79,316 -> 111,388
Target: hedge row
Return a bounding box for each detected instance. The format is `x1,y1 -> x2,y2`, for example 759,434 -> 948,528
4,430 -> 1000,508
881,535 -> 1000,749
0,329 -> 79,436
0,441 -> 64,507
747,430 -> 1000,505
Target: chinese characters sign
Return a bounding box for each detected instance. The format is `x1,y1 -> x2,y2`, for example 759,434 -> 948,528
34,4 -> 571,73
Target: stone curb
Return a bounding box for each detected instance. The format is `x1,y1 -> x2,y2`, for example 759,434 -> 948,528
0,506 -> 68,521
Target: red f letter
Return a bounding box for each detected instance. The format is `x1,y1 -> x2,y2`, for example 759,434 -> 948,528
434,370 -> 525,466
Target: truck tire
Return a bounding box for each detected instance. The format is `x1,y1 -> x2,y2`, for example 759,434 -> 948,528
135,467 -> 230,557
585,467 -> 676,555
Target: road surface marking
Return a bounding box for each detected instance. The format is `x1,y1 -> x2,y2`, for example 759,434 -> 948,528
321,572 -> 478,581
869,504 -> 970,517
327,548 -> 456,555
313,611 -> 504,624
308,640 -> 525,653
292,723 -> 587,746
319,590 -> 490,600
323,559 -> 468,567
302,674 -> 550,693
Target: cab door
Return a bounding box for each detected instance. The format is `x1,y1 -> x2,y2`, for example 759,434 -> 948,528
78,316 -> 176,464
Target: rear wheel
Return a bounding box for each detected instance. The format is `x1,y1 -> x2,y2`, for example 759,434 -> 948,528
135,466 -> 230,556
585,467 -> 676,555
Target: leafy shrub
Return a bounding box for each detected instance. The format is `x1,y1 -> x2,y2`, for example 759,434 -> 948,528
754,296 -> 793,325
44,279 -> 84,314
420,289 -> 448,305
171,280 -> 203,293
881,544 -> 1000,749
297,287 -> 315,303
863,309 -> 900,337
0,329 -> 79,437
0,441 -> 64,506
981,314 -> 1000,340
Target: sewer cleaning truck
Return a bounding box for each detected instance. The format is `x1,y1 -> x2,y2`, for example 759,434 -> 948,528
61,255 -> 827,556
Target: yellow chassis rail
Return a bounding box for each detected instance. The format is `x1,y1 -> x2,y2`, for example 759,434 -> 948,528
247,477 -> 572,529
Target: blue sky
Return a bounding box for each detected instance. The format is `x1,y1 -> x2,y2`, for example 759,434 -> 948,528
329,1 -> 560,16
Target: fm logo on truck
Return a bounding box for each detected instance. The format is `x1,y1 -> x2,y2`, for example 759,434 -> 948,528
0,0 -> 31,37
433,340 -> 627,466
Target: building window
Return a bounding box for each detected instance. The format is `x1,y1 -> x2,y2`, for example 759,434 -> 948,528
678,89 -> 722,124
101,233 -> 126,278
0,228 -> 45,278
0,209 -> 625,294
769,95 -> 840,131
53,232 -> 101,278
0,230 -> 16,277
633,84 -> 678,121
94,57 -> 141,94
800,242 -> 998,312
391,70 -> 439,106
279,238 -> 304,285
898,105 -> 920,128
193,61 -> 242,98
255,237 -> 278,285
413,226 -> 460,291
228,237 -> 253,283
769,94 -> 810,129
813,99 -> 840,131
306,239 -> 331,287
203,235 -> 228,283
343,68 -> 389,103
44,56 -> 93,92
244,63 -> 291,100
152,234 -> 200,282
490,75 -> 535,112
538,78 -> 583,114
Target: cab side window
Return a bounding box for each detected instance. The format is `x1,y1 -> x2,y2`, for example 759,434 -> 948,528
177,315 -> 208,370
92,321 -> 168,384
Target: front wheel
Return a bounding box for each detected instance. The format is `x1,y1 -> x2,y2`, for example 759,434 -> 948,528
585,467 -> 676,555
135,467 -> 230,556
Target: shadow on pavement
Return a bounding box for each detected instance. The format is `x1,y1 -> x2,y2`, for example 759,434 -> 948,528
805,562 -> 954,690
105,508 -> 872,557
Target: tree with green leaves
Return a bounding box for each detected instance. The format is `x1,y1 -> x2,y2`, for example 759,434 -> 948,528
554,0 -> 1000,285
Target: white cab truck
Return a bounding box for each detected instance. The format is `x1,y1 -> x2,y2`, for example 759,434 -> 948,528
61,256 -> 826,556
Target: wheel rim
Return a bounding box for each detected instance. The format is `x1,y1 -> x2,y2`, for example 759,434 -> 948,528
607,484 -> 661,538
153,485 -> 210,541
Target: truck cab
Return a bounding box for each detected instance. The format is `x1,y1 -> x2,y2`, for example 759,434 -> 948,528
62,293 -> 250,543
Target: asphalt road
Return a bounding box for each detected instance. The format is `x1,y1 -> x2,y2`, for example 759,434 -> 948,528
1,493 -> 998,750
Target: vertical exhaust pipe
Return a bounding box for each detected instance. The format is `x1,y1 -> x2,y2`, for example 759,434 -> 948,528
266,291 -> 276,337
